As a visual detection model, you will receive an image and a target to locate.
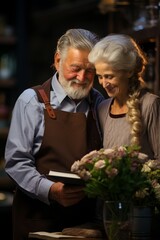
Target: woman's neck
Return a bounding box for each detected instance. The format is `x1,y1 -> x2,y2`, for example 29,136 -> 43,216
110,98 -> 128,115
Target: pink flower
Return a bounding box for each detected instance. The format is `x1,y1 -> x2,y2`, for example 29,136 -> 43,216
80,150 -> 98,164
106,168 -> 118,178
94,160 -> 106,169
117,146 -> 127,157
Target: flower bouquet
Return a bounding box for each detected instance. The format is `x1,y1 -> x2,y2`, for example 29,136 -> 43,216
71,145 -> 160,240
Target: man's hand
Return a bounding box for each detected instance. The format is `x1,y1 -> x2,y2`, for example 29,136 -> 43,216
49,182 -> 85,207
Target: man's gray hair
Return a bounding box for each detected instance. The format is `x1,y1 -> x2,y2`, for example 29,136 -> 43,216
56,28 -> 99,57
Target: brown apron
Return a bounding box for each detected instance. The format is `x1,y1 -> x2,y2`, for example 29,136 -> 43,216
12,79 -> 102,240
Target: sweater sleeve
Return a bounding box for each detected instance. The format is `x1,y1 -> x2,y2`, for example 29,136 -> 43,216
142,94 -> 160,160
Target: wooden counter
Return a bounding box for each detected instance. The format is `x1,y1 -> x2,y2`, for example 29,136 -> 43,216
29,231 -> 105,240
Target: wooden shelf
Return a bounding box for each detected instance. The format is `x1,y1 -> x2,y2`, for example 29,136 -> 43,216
0,35 -> 17,45
0,127 -> 9,138
121,22 -> 160,96
0,78 -> 16,88
122,25 -> 159,43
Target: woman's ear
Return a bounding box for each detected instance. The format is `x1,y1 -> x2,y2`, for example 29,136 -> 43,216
54,52 -> 61,71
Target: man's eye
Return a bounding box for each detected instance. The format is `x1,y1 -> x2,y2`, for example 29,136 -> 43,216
71,67 -> 79,72
69,65 -> 80,72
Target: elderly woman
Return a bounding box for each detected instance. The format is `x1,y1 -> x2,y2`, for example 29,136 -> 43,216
88,33 -> 160,160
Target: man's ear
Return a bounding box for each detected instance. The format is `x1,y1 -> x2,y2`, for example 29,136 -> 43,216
54,52 -> 61,71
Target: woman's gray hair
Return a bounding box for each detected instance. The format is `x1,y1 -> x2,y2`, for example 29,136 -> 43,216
88,33 -> 148,80
56,28 -> 99,58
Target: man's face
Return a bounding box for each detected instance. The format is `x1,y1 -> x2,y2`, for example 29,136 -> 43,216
54,47 -> 95,100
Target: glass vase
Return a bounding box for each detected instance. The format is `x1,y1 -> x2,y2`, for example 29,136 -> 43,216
103,201 -> 131,240
130,206 -> 153,240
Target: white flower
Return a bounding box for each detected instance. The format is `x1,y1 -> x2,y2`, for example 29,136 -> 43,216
71,160 -> 81,172
135,188 -> 150,199
103,148 -> 115,156
138,152 -> 149,162
78,169 -> 91,181
154,183 -> 160,202
142,163 -> 151,173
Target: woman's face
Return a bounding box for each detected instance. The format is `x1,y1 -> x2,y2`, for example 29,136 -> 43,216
95,61 -> 131,100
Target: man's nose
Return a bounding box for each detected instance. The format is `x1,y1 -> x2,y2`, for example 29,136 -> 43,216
76,69 -> 86,81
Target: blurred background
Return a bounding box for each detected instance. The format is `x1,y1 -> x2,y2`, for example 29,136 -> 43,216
0,0 -> 159,239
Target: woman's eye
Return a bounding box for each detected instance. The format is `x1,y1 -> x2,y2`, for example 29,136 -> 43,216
107,75 -> 113,79
97,75 -> 102,79
97,74 -> 113,80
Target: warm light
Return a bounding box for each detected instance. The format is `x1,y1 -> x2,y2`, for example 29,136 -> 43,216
98,0 -> 130,14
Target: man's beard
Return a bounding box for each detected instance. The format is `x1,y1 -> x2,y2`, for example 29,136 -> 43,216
58,71 -> 93,100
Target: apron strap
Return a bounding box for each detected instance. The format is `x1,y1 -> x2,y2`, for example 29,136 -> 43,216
38,88 -> 56,119
32,78 -> 56,119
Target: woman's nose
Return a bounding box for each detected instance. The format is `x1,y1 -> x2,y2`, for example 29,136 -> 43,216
99,77 -> 109,88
